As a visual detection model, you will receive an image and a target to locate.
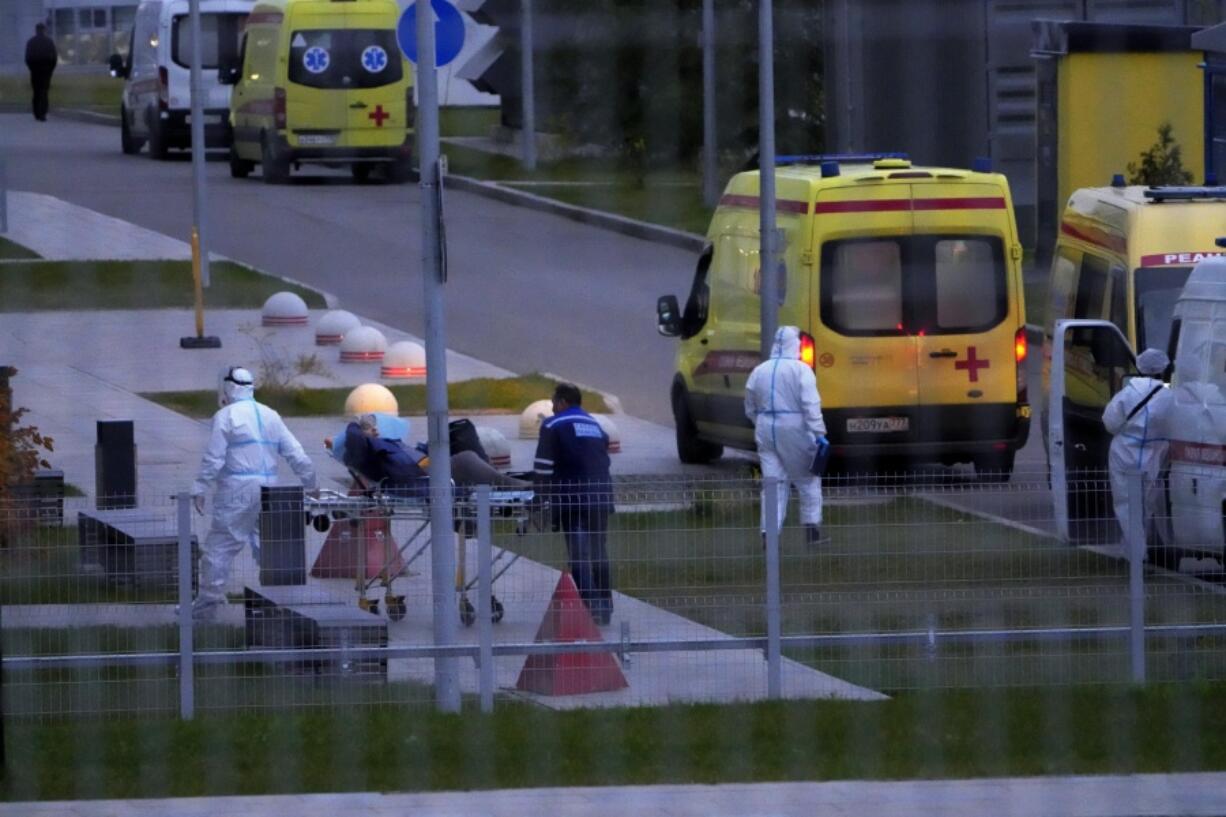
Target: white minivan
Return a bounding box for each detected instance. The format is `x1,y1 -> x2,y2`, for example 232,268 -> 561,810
111,0 -> 253,158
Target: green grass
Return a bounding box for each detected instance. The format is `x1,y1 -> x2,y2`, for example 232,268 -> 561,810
0,260 -> 326,312
0,236 -> 40,260
0,72 -> 121,113
443,143 -> 714,236
143,373 -> 610,419
439,106 -> 500,138
3,682 -> 1226,800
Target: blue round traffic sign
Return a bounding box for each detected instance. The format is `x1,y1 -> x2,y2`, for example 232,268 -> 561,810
398,0 -> 466,68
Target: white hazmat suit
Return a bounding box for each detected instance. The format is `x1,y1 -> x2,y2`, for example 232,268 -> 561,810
1102,348 -> 1173,546
191,368 -> 317,616
745,326 -> 829,543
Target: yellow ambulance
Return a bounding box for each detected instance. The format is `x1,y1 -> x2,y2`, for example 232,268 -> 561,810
1041,183 -> 1226,540
656,155 -> 1029,478
221,0 -> 413,183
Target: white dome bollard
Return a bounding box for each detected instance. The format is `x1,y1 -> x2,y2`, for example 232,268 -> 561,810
261,291 -> 310,327
344,383 -> 399,417
315,309 -> 361,345
339,325 -> 387,363
518,399 -> 554,440
593,414 -> 621,454
475,425 -> 512,471
380,340 -> 427,379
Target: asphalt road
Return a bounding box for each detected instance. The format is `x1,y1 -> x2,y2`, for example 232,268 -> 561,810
4,114 -> 696,424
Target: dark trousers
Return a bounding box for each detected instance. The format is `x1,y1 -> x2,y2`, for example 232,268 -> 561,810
561,506 -> 612,621
30,71 -> 52,120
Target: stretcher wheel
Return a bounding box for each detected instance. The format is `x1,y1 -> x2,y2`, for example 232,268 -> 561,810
491,595 -> 505,624
459,597 -> 476,627
385,594 -> 407,622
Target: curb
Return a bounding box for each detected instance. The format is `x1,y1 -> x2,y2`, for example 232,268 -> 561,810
55,107 -> 120,126
444,174 -> 708,254
541,370 -> 624,416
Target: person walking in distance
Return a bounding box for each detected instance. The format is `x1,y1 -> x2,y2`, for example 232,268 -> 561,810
533,383 -> 616,625
25,23 -> 58,122
745,326 -> 831,547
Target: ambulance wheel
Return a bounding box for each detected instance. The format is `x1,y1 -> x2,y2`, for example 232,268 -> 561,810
491,595 -> 505,624
147,113 -> 168,160
387,158 -> 413,184
1148,544 -> 1180,571
351,163 -> 373,183
120,106 -> 144,155
459,597 -> 476,627
973,451 -> 1015,484
261,134 -> 289,184
229,147 -> 253,179
385,594 -> 407,622
672,382 -> 722,464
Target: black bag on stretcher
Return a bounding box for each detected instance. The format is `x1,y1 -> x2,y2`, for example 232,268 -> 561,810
449,419 -> 489,463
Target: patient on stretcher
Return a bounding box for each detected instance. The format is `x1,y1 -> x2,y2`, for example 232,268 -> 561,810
326,413 -> 529,496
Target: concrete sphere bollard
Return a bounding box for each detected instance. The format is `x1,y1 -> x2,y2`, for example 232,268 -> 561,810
344,383 -> 399,417
593,414 -> 621,454
339,325 -> 387,363
261,291 -> 310,327
380,340 -> 427,379
315,309 -> 361,345
476,425 -> 512,471
518,399 -> 554,440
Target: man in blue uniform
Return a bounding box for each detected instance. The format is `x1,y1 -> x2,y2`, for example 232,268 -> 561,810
533,383 -> 615,625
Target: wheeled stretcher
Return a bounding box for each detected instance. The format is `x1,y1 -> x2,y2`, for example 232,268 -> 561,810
304,477 -> 542,625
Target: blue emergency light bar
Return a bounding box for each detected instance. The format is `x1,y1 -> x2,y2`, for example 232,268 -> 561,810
1143,186 -> 1226,202
776,152 -> 909,167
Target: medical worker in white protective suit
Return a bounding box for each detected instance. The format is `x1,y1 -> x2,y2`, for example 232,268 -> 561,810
1102,348 -> 1173,546
190,367 -> 317,620
745,326 -> 831,547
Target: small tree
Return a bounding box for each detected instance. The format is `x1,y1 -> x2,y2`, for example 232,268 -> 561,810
1127,122 -> 1193,186
1,368 -> 55,540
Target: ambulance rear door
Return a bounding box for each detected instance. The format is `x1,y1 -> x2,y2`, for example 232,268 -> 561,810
813,184 -> 919,445
1049,318 -> 1136,542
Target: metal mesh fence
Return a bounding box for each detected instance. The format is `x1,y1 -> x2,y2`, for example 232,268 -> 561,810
2,468 -> 1224,720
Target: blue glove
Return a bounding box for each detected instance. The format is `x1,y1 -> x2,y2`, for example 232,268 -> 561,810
816,435 -> 830,453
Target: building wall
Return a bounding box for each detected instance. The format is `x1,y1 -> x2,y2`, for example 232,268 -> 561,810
0,0 -> 49,72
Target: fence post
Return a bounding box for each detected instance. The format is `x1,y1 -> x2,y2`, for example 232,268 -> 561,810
1126,470 -> 1147,684
763,477 -> 782,698
0,152 -> 8,234
476,485 -> 494,714
177,493 -> 196,719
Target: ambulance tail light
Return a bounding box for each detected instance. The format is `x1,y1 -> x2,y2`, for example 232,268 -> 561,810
274,87 -> 287,129
157,66 -> 169,110
1015,327 -> 1028,401
800,331 -> 816,369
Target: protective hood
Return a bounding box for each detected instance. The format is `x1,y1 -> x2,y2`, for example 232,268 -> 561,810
217,366 -> 255,407
1137,348 -> 1169,376
371,413 -> 408,441
768,326 -> 801,360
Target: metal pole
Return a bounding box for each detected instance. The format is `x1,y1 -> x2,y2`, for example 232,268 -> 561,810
418,0 -> 461,714
701,0 -> 718,207
764,477 -> 782,698
476,485 -> 494,713
758,0 -> 779,357
520,0 -> 537,170
176,493 -> 195,720
1127,470 -> 1147,684
0,151 -> 8,234
188,0 -> 211,288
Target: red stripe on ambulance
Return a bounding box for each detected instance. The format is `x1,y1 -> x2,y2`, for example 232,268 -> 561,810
1140,251 -> 1226,267
811,197 -> 1006,214
1171,440 -> 1226,466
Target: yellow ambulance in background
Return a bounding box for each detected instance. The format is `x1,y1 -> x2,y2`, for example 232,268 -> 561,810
1041,183 -> 1226,541
222,0 -> 413,183
657,155 -> 1030,478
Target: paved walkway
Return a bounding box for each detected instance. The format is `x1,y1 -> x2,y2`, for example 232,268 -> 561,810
3,191 -> 193,260
8,773 -> 1226,816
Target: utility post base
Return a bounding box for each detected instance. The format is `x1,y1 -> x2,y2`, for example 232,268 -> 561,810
179,336 -> 222,349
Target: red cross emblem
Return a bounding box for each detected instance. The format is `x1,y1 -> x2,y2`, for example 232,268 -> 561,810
954,346 -> 990,382
368,104 -> 389,127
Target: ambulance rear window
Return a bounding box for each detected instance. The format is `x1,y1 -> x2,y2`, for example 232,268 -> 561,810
820,235 -> 1007,336
288,29 -> 403,89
